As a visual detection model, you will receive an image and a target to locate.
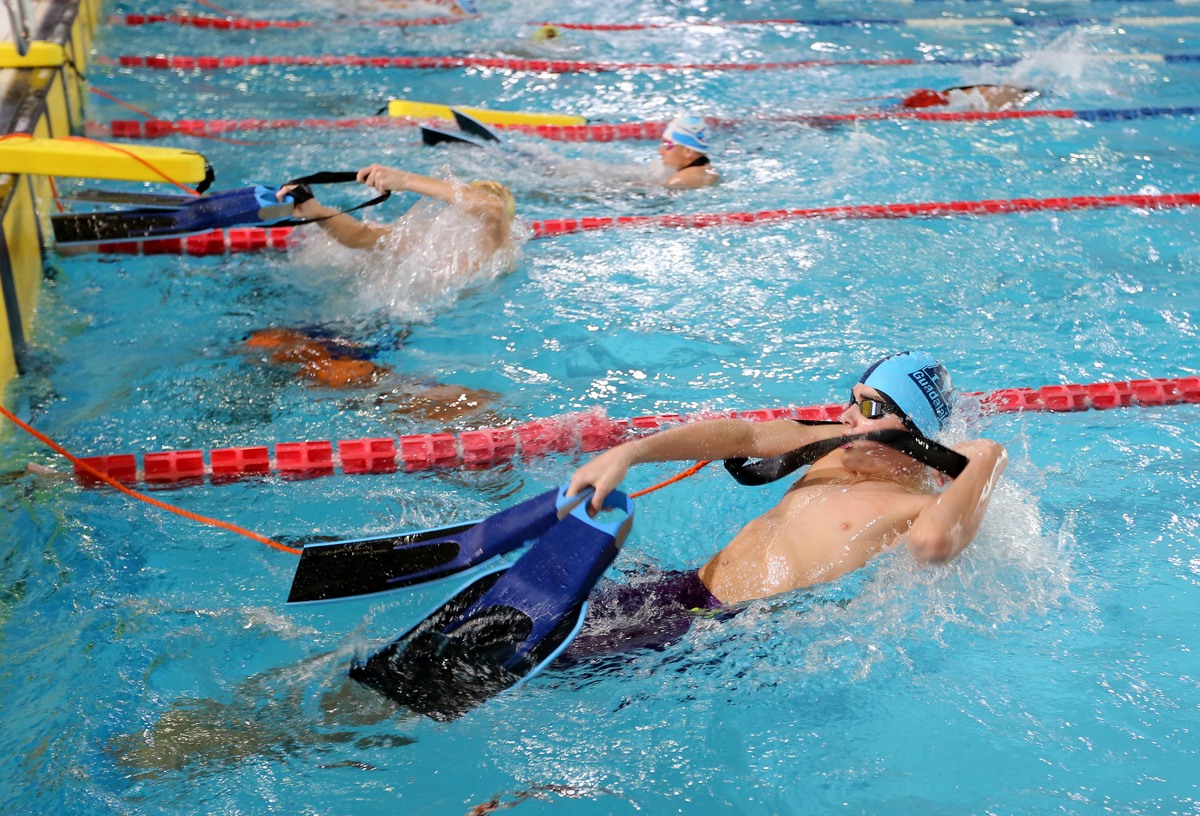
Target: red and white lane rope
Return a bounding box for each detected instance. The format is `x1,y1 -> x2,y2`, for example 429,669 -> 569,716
65,191 -> 1200,257
13,377 -> 1200,487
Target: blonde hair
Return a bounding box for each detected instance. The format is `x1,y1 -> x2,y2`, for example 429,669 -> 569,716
468,180 -> 517,220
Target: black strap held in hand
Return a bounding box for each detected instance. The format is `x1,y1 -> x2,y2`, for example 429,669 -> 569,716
724,429 -> 968,486
278,171 -> 390,225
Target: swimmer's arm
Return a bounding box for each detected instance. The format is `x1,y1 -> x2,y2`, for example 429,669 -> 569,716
276,186 -> 389,249
357,165 -> 504,221
665,166 -> 718,190
907,439 -> 1008,563
568,418 -> 839,510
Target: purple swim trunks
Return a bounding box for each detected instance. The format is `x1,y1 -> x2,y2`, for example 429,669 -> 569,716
563,570 -> 725,658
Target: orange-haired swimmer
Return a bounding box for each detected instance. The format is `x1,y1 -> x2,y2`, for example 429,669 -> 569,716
901,85 -> 1040,112
277,165 -> 518,276
243,328 -> 391,389
242,327 -> 498,422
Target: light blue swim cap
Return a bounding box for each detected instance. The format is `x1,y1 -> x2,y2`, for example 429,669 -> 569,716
858,351 -> 954,437
662,116 -> 710,153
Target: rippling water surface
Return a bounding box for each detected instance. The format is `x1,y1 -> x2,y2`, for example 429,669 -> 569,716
2,0 -> 1199,812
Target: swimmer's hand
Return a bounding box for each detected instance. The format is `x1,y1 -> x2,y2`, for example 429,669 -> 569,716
276,183 -> 325,218
357,164 -> 412,195
567,445 -> 635,513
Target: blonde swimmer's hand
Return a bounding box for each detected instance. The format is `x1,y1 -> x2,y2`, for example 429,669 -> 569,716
277,184 -> 323,218
356,164 -> 408,195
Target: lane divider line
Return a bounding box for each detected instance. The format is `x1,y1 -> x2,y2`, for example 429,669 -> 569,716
57,192 -> 1200,256
109,51 -> 1200,73
49,377 -> 1200,486
89,104 -> 1200,141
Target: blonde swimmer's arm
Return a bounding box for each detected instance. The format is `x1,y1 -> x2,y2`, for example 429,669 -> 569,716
276,185 -> 390,249
357,165 -> 509,223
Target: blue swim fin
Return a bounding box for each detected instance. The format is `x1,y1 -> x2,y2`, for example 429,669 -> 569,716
349,490 -> 635,721
286,486 -> 592,604
52,185 -> 295,245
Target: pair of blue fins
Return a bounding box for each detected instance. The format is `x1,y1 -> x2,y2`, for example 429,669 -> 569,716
50,170 -> 386,246
51,111 -> 502,247
288,485 -> 635,722
291,428 -> 968,721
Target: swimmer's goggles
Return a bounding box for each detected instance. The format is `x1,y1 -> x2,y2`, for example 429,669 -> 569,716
849,395 -> 906,421
850,394 -> 925,437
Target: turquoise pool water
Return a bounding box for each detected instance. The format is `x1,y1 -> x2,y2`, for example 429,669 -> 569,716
2,0 -> 1200,812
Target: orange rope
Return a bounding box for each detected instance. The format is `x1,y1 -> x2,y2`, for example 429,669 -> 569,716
88,85 -> 163,122
58,136 -> 203,195
630,460 -> 712,498
0,405 -> 300,555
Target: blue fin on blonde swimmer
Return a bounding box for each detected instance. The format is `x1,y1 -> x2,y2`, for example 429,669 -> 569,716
51,172 -> 386,245
348,490 -> 634,721
286,486 -> 594,603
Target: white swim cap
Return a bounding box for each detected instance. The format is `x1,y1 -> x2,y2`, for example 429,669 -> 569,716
662,116 -> 710,153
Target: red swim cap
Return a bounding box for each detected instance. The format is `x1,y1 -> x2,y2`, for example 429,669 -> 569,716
901,89 -> 950,109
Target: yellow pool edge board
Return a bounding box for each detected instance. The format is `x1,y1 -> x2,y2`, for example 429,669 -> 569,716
0,176 -> 44,390
1,0 -> 103,408
0,42 -> 66,69
388,99 -> 587,127
0,137 -> 210,183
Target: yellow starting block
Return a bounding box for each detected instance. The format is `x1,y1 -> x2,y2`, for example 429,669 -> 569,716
388,99 -> 586,127
0,136 -> 210,183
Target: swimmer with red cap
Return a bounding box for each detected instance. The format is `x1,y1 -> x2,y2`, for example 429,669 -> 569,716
901,85 -> 1040,112
568,351 -> 1007,606
658,115 -> 719,189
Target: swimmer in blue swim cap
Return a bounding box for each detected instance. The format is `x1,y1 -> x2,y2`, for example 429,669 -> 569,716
856,350 -> 954,437
658,115 -> 719,189
567,352 -> 1007,611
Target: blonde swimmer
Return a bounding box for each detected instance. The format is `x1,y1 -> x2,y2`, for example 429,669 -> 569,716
277,165 -> 518,277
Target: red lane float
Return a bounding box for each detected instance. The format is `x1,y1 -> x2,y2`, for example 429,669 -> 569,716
68,377 -> 1200,486
113,12 -> 472,29
92,117 -> 671,142
95,116 -> 405,139
114,54 -> 919,73
60,191 -> 1200,256
529,192 -> 1200,238
93,106 -> 1200,142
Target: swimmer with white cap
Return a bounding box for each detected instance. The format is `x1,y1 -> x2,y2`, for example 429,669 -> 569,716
568,350 -> 1008,605
658,115 -> 719,189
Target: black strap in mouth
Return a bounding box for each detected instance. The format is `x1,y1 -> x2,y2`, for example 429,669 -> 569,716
724,429 -> 968,486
